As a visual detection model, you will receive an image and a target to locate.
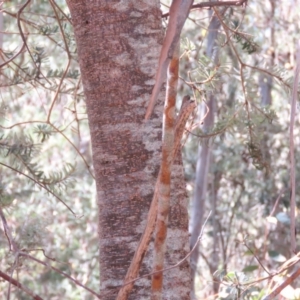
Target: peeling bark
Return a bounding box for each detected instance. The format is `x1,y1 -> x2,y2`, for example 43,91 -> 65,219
151,43 -> 178,300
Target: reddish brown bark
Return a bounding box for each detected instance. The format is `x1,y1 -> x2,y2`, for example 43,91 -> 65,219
66,1 -> 191,299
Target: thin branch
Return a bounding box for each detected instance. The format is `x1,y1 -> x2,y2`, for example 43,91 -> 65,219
269,188 -> 286,217
19,252 -> 101,299
120,211 -> 212,287
0,207 -> 18,252
263,267 -> 300,300
0,270 -> 43,300
0,162 -> 77,215
0,121 -> 94,179
162,0 -> 247,18
262,188 -> 286,259
243,240 -> 271,275
50,0 -> 72,24
233,252 -> 300,290
0,43 -> 26,68
2,9 -> 72,55
47,0 -> 72,122
186,104 -> 244,138
16,0 -> 51,84
145,0 -> 193,119
50,124 -> 95,179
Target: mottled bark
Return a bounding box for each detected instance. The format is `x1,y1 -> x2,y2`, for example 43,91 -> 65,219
145,0 -> 194,119
0,2 -> 3,64
151,45 -> 178,300
259,2 -> 274,173
66,1 -> 191,299
117,97 -> 194,300
190,97 -> 214,273
0,3 -> 3,49
259,0 -> 274,107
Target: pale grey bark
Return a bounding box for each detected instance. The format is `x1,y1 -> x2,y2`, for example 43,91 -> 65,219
66,1 -> 191,299
259,74 -> 272,106
190,10 -> 221,295
0,3 -> 3,62
259,0 -> 274,107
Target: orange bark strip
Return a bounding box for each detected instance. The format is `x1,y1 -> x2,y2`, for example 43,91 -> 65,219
150,43 -> 179,300
117,97 -> 195,300
145,0 -> 194,120
117,98 -> 195,299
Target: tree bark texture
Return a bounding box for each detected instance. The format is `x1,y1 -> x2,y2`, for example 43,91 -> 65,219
66,1 -> 191,299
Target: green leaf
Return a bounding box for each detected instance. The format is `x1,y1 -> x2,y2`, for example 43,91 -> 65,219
242,265 -> 259,273
268,250 -> 286,263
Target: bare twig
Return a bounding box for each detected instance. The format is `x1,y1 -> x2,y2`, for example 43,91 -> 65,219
120,211 -> 211,288
0,270 -> 43,300
262,188 -> 287,259
19,252 -> 101,299
0,162 -> 77,215
0,208 -> 18,252
162,0 -> 247,18
269,188 -> 286,218
16,0 -> 51,84
0,121 -> 94,179
242,239 -> 271,275
263,266 -> 300,300
47,0 -> 72,122
0,43 -> 26,68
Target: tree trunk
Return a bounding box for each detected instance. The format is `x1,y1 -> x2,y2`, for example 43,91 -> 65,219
190,9 -> 221,296
66,1 -> 191,299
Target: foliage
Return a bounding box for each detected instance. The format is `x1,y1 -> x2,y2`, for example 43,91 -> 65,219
0,1 -> 97,299
180,1 -> 300,299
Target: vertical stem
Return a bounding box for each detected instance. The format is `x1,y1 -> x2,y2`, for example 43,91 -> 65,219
190,9 -> 220,294
289,40 -> 300,253
117,97 -> 195,300
151,43 -> 180,300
